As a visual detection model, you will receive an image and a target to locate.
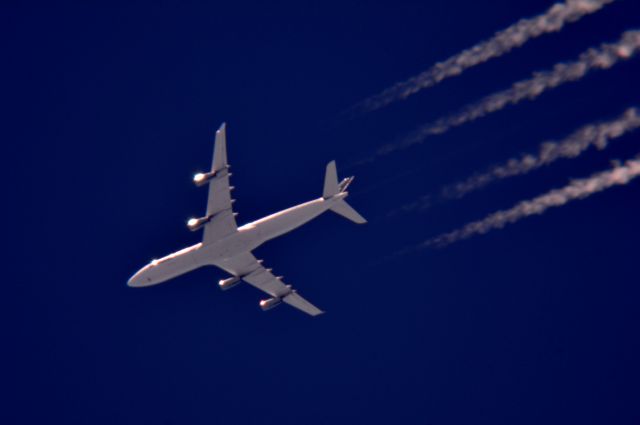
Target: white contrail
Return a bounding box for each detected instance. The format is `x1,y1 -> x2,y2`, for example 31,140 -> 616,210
421,156 -> 640,248
386,108 -> 640,217
442,107 -> 640,199
352,0 -> 616,114
364,30 -> 640,163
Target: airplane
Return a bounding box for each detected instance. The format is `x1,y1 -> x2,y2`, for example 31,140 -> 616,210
128,123 -> 366,316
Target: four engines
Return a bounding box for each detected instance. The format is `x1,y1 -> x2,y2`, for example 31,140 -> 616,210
191,169 -> 285,313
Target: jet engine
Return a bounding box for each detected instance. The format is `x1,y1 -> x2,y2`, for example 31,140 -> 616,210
186,216 -> 210,231
193,166 -> 229,187
193,171 -> 216,187
259,297 -> 282,311
219,276 -> 241,291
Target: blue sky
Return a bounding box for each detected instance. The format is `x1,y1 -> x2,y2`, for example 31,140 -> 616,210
4,1 -> 640,424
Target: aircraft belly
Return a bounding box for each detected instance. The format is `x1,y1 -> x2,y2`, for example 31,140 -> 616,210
158,261 -> 192,281
147,252 -> 201,285
252,201 -> 328,244
197,232 -> 254,264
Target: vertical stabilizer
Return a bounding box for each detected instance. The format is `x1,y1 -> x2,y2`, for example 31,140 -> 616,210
323,160 -> 339,198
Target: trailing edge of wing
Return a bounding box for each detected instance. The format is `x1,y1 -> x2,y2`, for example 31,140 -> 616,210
216,252 -> 324,316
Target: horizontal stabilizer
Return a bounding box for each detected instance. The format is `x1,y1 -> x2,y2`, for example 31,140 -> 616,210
330,200 -> 367,224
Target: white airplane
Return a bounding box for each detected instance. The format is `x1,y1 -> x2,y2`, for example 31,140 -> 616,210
128,123 -> 366,316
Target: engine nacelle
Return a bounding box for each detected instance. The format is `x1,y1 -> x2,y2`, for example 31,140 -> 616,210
219,276 -> 241,291
193,171 -> 216,187
193,166 -> 229,187
186,216 -> 210,231
259,297 -> 282,311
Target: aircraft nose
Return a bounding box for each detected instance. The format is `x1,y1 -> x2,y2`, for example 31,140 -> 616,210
127,272 -> 141,287
127,267 -> 150,287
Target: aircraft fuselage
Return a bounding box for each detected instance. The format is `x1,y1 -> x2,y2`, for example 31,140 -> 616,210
128,193 -> 346,287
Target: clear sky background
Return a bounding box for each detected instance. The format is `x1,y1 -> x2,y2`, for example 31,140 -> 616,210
4,1 -> 640,424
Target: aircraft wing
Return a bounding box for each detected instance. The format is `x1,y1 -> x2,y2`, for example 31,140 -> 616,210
201,123 -> 238,245
216,252 -> 324,316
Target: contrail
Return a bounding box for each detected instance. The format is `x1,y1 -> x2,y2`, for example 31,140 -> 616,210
363,30 -> 640,164
421,155 -> 640,248
442,107 -> 640,199
386,108 -> 640,217
351,0 -> 616,114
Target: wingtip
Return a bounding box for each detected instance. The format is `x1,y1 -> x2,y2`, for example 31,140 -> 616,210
217,122 -> 227,132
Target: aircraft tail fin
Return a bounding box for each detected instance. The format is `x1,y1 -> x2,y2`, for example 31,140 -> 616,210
323,160 -> 340,198
322,160 -> 367,224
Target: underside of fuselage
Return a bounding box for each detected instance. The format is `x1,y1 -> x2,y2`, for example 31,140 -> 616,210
128,196 -> 337,288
